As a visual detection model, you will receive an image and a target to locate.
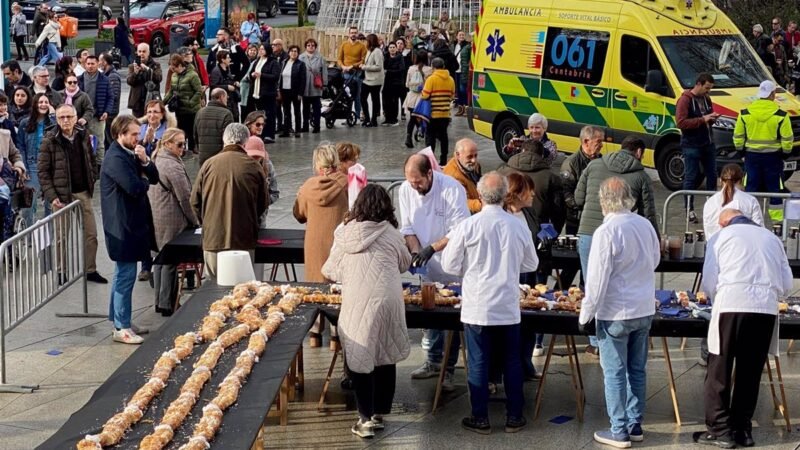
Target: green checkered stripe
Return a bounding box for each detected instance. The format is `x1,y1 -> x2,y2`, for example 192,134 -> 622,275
473,71 -> 677,135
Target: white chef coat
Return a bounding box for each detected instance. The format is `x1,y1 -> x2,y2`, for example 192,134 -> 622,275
441,204 -> 539,326
579,212 -> 660,325
702,188 -> 764,238
702,222 -> 792,355
399,171 -> 469,283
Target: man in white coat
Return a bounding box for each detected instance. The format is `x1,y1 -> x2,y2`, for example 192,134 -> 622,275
399,153 -> 469,389
441,172 -> 538,434
694,208 -> 793,449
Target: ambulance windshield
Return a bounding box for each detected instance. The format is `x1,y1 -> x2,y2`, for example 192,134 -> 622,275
658,35 -> 769,89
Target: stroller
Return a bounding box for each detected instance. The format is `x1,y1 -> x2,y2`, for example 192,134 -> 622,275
409,98 -> 431,144
322,67 -> 359,129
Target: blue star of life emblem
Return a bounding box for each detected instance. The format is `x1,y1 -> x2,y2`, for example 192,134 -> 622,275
486,29 -> 505,62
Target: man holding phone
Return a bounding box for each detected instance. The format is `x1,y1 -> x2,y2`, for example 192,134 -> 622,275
676,72 -> 719,223
126,43 -> 163,118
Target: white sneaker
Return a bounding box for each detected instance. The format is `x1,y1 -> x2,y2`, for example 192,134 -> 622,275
351,419 -> 375,438
113,328 -> 144,344
411,361 -> 441,379
442,371 -> 455,392
533,345 -> 544,357
371,415 -> 385,430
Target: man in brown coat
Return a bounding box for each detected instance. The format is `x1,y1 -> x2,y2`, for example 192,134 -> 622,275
38,104 -> 106,283
190,123 -> 268,278
127,43 -> 163,118
442,138 -> 481,214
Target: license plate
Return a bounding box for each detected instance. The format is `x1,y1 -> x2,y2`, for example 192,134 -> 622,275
785,161 -> 797,171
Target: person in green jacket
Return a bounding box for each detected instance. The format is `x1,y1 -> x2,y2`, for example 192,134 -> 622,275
732,80 -> 794,222
163,54 -> 202,153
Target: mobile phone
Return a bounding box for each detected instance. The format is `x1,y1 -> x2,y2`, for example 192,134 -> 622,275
134,56 -> 142,65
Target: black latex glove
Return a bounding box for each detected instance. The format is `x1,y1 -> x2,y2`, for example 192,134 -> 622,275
578,319 -> 596,336
411,245 -> 436,267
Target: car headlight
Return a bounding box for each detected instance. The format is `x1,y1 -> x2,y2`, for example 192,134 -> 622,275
712,115 -> 736,131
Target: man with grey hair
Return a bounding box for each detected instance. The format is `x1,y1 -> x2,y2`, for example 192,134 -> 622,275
191,122 -> 267,278
579,177 -> 660,448
195,87 -> 234,167
30,65 -> 63,107
442,171 -> 538,435
127,43 -> 162,118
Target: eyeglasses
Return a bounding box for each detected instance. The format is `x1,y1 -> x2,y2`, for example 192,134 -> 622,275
253,122 -> 265,127
774,22 -> 781,25
66,81 -> 77,85
57,115 -> 76,121
36,74 -> 49,78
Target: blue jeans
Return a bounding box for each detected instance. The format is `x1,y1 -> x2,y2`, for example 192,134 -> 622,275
108,262 -> 137,329
744,151 -> 783,206
683,144 -> 717,210
596,315 -> 653,435
464,323 -> 524,419
455,73 -> 467,106
578,234 -> 598,347
39,42 -> 62,66
344,73 -> 362,117
423,328 -> 459,373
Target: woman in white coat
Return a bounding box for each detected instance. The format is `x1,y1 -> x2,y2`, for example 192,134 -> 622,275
703,163 -> 764,238
322,184 -> 412,440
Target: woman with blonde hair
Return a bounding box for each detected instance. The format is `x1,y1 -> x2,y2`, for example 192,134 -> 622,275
138,99 -> 176,156
294,142 -> 348,348
148,128 -> 197,316
703,163 -> 764,238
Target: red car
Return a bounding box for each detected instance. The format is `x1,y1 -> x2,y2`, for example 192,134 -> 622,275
102,0 -> 205,57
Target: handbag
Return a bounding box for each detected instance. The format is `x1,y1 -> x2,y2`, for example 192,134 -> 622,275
12,185 -> 34,209
165,73 -> 180,111
313,72 -> 323,89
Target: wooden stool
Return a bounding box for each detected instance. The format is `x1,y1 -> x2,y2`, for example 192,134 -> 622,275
176,262 -> 204,307
533,335 -> 585,422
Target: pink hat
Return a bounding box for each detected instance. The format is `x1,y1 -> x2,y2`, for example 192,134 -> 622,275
245,136 -> 266,159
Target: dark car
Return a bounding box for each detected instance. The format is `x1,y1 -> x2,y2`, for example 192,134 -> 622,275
17,0 -> 112,27
279,0 -> 321,16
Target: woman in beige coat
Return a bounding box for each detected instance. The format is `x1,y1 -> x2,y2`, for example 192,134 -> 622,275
322,184 -> 412,439
148,128 -> 198,315
294,143 -> 348,347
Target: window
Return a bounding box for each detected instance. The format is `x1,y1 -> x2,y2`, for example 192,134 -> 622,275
542,27 -> 610,86
620,35 -> 664,88
658,35 -> 769,88
164,3 -> 183,18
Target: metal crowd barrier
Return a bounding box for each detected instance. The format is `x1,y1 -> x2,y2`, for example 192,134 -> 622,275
0,200 -> 103,393
367,177 -> 404,206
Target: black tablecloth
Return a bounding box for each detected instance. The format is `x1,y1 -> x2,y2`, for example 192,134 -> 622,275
319,305 -> 800,339
38,283 -> 317,450
153,228 -> 305,265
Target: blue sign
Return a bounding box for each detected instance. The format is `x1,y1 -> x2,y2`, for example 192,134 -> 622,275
486,29 -> 505,62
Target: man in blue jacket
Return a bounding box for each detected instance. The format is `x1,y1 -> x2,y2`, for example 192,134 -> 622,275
101,114 -> 159,344
78,55 -> 115,167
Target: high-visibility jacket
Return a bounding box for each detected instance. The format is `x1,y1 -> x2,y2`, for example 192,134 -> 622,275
732,99 -> 793,154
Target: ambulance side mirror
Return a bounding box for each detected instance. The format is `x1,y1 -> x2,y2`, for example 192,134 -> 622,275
645,70 -> 668,96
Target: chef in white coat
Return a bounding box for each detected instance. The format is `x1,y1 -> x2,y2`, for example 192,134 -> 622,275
695,208 -> 792,449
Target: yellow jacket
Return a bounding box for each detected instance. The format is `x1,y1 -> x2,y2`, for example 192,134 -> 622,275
421,69 -> 455,119
443,158 -> 482,213
733,99 -> 793,153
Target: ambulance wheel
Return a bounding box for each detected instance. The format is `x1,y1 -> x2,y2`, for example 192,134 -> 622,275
656,141 -> 703,191
494,117 -> 523,162
325,118 -> 335,129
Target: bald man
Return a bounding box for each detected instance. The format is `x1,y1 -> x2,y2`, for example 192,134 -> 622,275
441,171 -> 538,434
696,208 -> 792,448
443,138 -> 482,213
127,43 -> 163,118
195,88 -> 234,167
399,153 -> 469,388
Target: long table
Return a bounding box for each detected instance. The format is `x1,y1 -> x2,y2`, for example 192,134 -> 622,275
154,228 -> 305,265
38,283 -> 316,450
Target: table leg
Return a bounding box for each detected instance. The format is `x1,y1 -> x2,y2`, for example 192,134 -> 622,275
432,331 -> 455,414
680,338 -> 687,351
296,347 -> 304,391
269,264 -> 278,282
787,340 -> 795,354
564,335 -> 584,422
459,331 -> 468,380
317,342 -> 340,411
765,358 -> 781,412
568,336 -> 585,404
661,337 -> 682,426
250,426 -> 265,450
280,375 -> 289,426
283,264 -> 290,281
290,264 -> 298,282
554,269 -> 563,290
774,357 -> 791,432
533,337 -> 557,421
288,356 -> 297,402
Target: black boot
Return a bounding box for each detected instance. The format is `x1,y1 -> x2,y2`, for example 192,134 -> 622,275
405,135 -> 414,148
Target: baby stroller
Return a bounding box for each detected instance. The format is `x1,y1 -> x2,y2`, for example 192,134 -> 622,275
410,98 -> 431,144
322,68 -> 359,129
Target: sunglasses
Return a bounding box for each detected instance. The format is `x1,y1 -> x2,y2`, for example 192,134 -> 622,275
174,141 -> 186,148
66,81 -> 78,85
254,122 -> 265,127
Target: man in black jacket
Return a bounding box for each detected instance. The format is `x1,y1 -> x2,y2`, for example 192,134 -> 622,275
207,28 -> 248,80
194,88 -> 234,167
1,60 -> 32,98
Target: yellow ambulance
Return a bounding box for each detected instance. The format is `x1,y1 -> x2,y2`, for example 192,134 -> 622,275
468,0 -> 800,190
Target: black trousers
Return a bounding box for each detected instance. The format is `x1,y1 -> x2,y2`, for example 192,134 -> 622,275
14,35 -> 28,60
280,90 -> 301,134
704,312 -> 775,436
382,86 -> 401,123
255,96 -> 277,139
177,112 -> 196,153
426,118 -> 451,165
350,364 -> 396,421
302,96 -> 321,131
361,83 -> 382,125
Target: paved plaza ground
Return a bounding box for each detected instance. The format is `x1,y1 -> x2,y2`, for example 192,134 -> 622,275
1,58 -> 800,449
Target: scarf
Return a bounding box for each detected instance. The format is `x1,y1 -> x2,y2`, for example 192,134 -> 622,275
64,88 -> 79,105
252,57 -> 267,99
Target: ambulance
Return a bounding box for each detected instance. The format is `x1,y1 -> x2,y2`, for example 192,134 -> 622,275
468,0 -> 800,190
